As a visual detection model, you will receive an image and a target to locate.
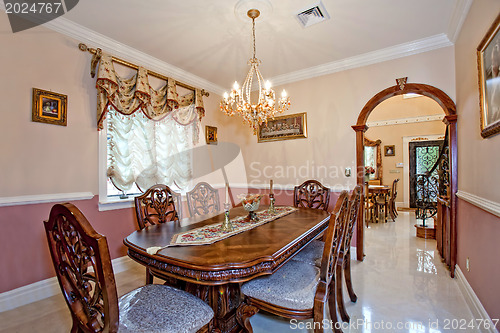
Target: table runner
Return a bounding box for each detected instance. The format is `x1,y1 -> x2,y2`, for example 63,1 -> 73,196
146,206 -> 297,254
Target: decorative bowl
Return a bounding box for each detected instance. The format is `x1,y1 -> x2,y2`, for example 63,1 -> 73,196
238,194 -> 262,220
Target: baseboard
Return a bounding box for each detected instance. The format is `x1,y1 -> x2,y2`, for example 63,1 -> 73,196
455,265 -> 499,333
0,256 -> 137,313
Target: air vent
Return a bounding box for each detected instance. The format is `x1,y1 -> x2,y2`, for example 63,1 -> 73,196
296,1 -> 330,28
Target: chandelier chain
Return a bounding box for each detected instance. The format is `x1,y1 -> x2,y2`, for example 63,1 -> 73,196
252,17 -> 256,60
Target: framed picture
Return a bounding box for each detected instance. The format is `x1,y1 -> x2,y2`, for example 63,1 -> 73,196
477,13 -> 500,138
205,125 -> 217,144
384,145 -> 395,156
32,88 -> 67,126
258,112 -> 307,143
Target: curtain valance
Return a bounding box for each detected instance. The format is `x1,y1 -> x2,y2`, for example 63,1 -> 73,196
96,54 -> 205,130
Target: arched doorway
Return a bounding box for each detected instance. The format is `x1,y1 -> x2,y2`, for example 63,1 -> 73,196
352,78 -> 458,277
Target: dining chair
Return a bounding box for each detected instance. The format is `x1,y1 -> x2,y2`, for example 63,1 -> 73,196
336,185 -> 363,322
44,203 -> 214,333
237,191 -> 350,333
290,186 -> 363,323
134,184 -> 182,284
387,178 -> 400,221
293,179 -> 330,211
186,182 -> 220,217
364,182 -> 374,226
134,184 -> 182,229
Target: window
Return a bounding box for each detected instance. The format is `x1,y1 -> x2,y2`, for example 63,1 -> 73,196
99,108 -> 195,210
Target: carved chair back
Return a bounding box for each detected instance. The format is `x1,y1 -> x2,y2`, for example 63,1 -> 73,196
315,191 -> 349,299
134,184 -> 182,230
293,180 -> 330,211
389,178 -> 400,203
44,203 -> 119,333
186,182 -> 220,217
340,185 -> 363,259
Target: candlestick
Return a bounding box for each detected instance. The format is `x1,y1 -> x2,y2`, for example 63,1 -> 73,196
270,179 -> 273,195
221,203 -> 233,232
225,183 -> 229,204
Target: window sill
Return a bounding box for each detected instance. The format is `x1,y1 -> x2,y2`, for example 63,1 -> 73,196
98,197 -> 135,211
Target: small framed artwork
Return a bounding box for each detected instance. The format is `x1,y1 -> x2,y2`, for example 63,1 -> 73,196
258,112 -> 307,143
205,125 -> 217,145
477,13 -> 500,138
32,88 -> 67,126
384,145 -> 395,156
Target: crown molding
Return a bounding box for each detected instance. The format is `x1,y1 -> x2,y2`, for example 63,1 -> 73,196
447,0 -> 473,43
367,114 -> 443,127
42,17 -> 226,95
269,33 -> 453,87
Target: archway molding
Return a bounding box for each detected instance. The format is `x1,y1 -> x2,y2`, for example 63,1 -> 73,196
352,78 -> 458,277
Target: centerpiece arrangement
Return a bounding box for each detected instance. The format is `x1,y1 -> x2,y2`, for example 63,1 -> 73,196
364,166 -> 375,182
238,193 -> 263,221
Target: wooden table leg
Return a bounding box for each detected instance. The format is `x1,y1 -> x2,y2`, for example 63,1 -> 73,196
186,282 -> 244,333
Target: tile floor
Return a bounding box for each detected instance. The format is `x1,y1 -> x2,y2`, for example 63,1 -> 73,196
0,212 -> 477,332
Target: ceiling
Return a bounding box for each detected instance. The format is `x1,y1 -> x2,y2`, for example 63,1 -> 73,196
50,0 -> 470,94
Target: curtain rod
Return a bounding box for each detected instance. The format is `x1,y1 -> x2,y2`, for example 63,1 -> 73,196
78,43 -> 209,97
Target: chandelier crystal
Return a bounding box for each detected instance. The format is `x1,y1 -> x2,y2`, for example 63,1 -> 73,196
221,9 -> 290,135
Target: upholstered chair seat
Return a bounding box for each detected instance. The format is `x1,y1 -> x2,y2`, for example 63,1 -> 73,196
292,240 -> 325,266
119,284 -> 214,333
241,260 -> 320,310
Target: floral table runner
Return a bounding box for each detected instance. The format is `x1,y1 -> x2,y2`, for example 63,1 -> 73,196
146,206 -> 297,254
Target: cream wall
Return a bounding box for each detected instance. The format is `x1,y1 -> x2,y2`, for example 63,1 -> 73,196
455,1 -> 500,203
365,120 -> 446,205
0,14 -> 225,198
227,47 -> 456,191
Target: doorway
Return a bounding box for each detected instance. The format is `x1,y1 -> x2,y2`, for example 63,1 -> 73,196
409,139 -> 444,208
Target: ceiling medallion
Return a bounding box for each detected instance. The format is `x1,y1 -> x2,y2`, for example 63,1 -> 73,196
221,7 -> 290,135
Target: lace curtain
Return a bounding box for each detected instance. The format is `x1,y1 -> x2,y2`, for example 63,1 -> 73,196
107,109 -> 193,192
96,53 -> 205,192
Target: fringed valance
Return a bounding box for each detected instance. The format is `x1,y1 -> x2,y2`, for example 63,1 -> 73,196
96,53 -> 205,130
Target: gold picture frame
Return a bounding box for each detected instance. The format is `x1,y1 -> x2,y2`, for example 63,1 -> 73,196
477,13 -> 500,138
205,125 -> 218,144
258,112 -> 307,143
384,145 -> 395,156
32,88 -> 67,126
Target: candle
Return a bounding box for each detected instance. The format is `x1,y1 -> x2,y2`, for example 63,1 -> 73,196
225,183 -> 229,204
270,179 -> 273,195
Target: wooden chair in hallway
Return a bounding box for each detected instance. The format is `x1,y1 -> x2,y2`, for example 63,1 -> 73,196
387,178 -> 400,221
186,182 -> 220,217
44,203 -> 214,333
134,184 -> 182,284
294,179 -> 330,211
237,191 -> 350,333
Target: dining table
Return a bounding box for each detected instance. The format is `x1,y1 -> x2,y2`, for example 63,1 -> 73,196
124,205 -> 330,333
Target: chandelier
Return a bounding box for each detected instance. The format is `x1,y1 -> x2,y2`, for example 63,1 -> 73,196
221,9 -> 290,135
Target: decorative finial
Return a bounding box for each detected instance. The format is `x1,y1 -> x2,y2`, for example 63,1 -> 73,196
396,77 -> 408,90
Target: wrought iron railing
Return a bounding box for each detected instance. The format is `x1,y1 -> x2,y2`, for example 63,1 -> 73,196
415,129 -> 449,226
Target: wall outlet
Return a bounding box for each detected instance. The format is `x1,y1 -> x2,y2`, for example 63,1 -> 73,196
345,167 -> 351,177
466,257 -> 470,272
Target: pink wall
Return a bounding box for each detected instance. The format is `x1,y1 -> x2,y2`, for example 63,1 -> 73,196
456,199 -> 500,320
0,197 -> 137,293
0,188 -> 347,294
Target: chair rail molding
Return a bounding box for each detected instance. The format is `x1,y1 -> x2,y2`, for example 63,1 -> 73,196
0,192 -> 94,207
456,191 -> 500,219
